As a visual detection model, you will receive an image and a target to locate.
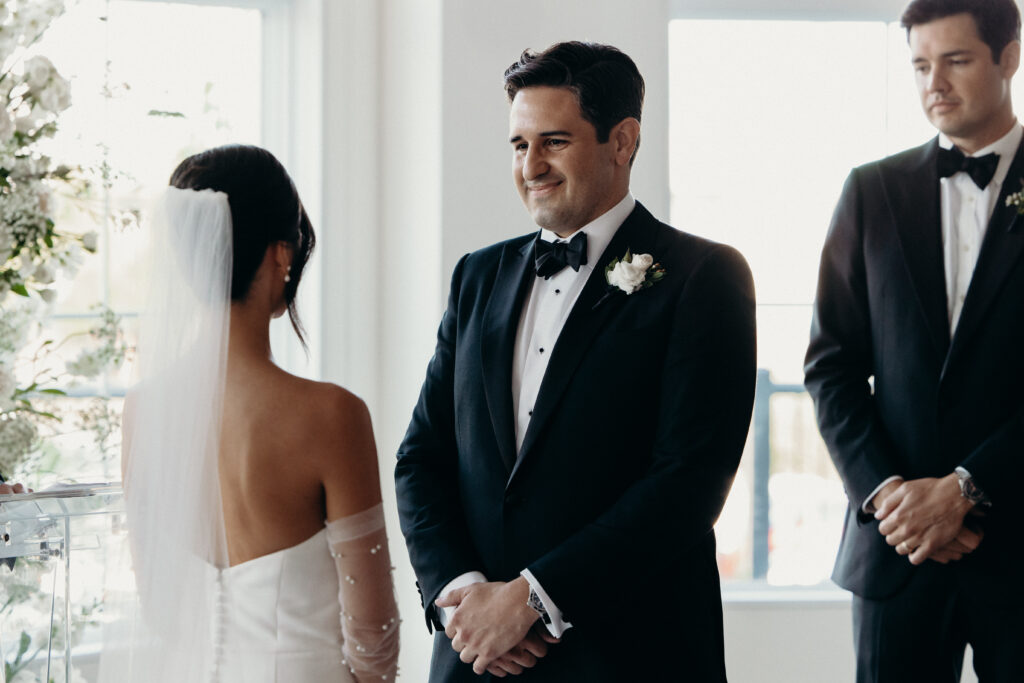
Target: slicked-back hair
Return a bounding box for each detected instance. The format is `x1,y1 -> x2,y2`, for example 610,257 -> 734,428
504,41 -> 645,163
170,144 -> 316,348
901,0 -> 1021,63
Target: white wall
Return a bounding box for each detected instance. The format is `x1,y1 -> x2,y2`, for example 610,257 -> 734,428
724,599 -> 854,682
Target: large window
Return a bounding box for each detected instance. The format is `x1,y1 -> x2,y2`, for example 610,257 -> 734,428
669,18 -> 949,586
31,0 -> 284,482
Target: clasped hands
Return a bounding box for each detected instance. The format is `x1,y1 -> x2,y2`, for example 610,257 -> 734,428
873,473 -> 983,565
436,576 -> 560,677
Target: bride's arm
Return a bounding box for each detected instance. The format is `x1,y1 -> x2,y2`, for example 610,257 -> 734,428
320,389 -> 399,681
326,504 -> 400,681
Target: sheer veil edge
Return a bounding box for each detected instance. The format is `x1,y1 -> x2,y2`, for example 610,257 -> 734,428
98,187 -> 233,683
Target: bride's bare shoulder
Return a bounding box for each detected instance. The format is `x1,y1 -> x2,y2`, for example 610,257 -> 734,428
276,373 -> 373,443
281,377 -> 382,516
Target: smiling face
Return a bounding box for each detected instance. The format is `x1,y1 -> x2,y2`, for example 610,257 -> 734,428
910,12 -> 1020,153
509,86 -> 628,237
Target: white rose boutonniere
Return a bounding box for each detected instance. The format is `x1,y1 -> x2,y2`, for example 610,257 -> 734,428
604,249 -> 665,295
1006,179 -> 1024,215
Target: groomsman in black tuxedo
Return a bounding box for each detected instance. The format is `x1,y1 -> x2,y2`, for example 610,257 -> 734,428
806,1 -> 1024,681
396,41 -> 756,681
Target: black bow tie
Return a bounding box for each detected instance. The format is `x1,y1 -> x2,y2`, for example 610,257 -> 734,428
534,231 -> 588,279
937,146 -> 1000,189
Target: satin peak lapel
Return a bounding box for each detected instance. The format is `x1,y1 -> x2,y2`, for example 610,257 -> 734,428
480,239 -> 534,473
511,204 -> 658,483
944,137 -> 1024,376
884,140 -> 951,357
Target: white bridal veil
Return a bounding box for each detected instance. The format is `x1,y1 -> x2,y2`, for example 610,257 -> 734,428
99,187 -> 232,682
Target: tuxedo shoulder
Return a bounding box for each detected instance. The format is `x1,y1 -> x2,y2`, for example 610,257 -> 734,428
653,220 -> 751,276
855,137 -> 936,175
460,233 -> 534,266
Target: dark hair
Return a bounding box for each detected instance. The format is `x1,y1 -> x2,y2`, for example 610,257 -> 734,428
901,0 -> 1021,63
504,41 -> 645,163
169,144 -> 315,347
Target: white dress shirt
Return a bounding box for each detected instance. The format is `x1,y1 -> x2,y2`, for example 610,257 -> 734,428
862,122 -> 1022,512
437,192 -> 636,637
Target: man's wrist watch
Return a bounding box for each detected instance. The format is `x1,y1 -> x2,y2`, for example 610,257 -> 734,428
954,466 -> 991,506
527,586 -> 552,625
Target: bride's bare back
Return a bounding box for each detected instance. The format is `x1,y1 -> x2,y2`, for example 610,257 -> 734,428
219,355 -> 381,567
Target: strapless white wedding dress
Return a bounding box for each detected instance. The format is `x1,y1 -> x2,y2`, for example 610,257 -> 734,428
209,504 -> 400,683
212,529 -> 352,682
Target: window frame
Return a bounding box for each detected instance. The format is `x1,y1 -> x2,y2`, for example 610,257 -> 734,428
57,0 -> 323,391
667,3 -> 913,597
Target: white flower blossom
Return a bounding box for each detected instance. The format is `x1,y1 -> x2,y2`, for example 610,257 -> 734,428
607,253 -> 654,294
14,111 -> 33,134
33,261 -> 56,285
23,55 -> 53,90
0,414 -> 38,476
0,309 -> 33,357
0,223 -> 14,259
81,230 -> 98,252
16,256 -> 35,279
38,288 -> 56,303
0,364 -> 16,409
0,108 -> 14,140
0,35 -> 16,67
36,73 -> 70,113
12,1 -> 61,42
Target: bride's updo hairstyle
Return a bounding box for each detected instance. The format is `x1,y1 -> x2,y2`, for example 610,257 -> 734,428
168,144 -> 315,346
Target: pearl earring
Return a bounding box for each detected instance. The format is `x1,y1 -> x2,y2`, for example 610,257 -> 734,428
284,266 -> 292,284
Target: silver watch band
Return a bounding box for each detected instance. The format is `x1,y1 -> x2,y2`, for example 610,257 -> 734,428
955,466 -> 990,506
527,586 -> 552,625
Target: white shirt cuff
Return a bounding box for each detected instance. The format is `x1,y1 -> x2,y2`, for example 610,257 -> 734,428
521,568 -> 573,638
862,475 -> 903,513
436,570 -> 487,627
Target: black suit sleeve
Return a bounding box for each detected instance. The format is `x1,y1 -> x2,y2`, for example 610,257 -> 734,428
961,405 -> 1024,513
804,169 -> 899,509
526,245 -> 756,623
394,254 -> 485,628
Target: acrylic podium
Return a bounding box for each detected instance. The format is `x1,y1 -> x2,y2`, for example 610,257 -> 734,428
0,483 -> 123,683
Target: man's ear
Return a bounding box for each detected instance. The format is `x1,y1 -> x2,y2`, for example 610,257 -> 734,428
610,117 -> 641,166
1000,40 -> 1021,79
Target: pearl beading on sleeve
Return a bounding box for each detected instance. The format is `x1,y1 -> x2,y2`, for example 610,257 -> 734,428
325,503 -> 400,680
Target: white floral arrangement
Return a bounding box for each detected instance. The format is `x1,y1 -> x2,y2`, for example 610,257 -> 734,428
0,0 -> 125,484
0,6 -> 126,681
1,0 -> 93,303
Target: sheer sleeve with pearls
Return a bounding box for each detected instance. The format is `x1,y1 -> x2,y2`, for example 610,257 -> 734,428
325,503 -> 400,681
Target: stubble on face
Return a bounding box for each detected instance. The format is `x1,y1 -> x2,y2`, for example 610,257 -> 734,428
509,87 -> 622,237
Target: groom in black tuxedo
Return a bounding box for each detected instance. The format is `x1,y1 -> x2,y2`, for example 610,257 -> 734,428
396,41 -> 755,681
806,1 -> 1024,681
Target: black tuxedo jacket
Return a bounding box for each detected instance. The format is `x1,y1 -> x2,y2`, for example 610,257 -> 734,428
805,137 -> 1024,602
396,203 -> 756,682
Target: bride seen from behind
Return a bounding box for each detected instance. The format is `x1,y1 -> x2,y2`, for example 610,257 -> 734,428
101,145 -> 399,683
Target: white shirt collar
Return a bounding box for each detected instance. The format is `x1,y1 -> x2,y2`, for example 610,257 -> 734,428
939,121 -> 1023,188
537,192 -> 636,269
